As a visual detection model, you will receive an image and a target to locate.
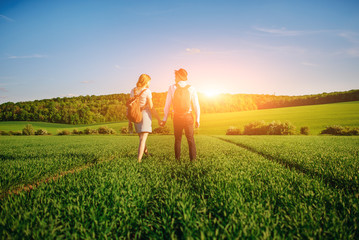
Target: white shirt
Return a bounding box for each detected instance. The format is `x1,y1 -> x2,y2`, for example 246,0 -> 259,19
163,81 -> 200,123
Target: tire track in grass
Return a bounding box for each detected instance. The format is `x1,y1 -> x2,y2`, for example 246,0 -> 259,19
0,155 -> 116,200
214,136 -> 358,194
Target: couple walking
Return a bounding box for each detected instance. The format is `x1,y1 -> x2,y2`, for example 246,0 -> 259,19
129,68 -> 200,163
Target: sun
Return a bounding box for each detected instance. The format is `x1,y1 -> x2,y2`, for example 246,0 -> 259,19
203,89 -> 220,97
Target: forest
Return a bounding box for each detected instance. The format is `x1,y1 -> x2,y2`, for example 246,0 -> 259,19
0,89 -> 358,124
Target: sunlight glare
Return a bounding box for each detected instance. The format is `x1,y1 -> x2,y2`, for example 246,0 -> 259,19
204,89 -> 220,97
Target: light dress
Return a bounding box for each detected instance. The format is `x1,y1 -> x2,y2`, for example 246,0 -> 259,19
130,87 -> 152,133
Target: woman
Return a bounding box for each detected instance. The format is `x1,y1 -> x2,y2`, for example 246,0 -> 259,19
129,74 -> 161,163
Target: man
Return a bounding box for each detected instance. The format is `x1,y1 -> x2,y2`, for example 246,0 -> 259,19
161,68 -> 200,161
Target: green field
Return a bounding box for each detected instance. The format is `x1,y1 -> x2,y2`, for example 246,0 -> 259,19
0,121 -> 131,135
1,101 -> 358,238
1,135 -> 358,239
1,101 -> 358,135
201,101 -> 359,135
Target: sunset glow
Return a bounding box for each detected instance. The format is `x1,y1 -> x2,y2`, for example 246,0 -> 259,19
203,89 -> 221,98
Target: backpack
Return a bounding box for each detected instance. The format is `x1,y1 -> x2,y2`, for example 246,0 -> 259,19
173,83 -> 191,114
126,89 -> 147,123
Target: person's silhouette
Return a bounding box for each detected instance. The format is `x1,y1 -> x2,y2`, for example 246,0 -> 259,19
161,68 -> 200,161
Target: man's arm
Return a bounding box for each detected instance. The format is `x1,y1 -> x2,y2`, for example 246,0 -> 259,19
192,88 -> 200,127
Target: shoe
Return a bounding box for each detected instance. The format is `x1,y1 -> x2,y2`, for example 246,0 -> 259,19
145,152 -> 153,157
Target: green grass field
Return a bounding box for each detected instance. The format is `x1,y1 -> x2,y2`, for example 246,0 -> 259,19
1,101 -> 358,135
0,121 -> 130,135
200,101 -> 359,135
1,135 -> 358,239
1,101 -> 358,238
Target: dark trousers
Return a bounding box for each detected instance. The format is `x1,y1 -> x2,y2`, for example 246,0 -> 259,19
173,113 -> 197,161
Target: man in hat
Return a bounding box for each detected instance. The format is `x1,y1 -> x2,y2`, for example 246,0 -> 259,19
161,68 -> 200,161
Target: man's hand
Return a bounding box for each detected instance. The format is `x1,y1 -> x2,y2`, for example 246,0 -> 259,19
195,122 -> 200,128
160,120 -> 166,127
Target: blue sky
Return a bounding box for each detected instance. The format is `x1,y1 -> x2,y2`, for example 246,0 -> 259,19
0,0 -> 358,103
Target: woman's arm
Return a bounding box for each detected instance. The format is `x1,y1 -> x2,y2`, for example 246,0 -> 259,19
147,97 -> 162,122
128,120 -> 133,133
148,96 -> 154,109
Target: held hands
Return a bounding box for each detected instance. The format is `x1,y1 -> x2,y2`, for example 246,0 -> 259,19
157,120 -> 198,128
159,120 -> 166,127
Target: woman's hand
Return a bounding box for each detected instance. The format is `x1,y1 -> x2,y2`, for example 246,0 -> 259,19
128,121 -> 133,133
158,120 -> 165,127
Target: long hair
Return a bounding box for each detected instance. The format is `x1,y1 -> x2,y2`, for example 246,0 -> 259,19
136,74 -> 151,89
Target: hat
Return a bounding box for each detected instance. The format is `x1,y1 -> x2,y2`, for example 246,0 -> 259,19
175,68 -> 188,81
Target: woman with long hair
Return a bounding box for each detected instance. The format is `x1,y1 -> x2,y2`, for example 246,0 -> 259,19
129,74 -> 161,162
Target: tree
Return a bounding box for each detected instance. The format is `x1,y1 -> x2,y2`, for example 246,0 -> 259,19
22,124 -> 35,135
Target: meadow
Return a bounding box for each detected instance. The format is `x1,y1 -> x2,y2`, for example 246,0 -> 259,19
1,135 -> 358,239
1,101 -> 359,238
1,101 -> 359,135
200,101 -> 359,135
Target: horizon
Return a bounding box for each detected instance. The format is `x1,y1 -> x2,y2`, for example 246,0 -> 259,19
1,0 -> 359,104
1,88 -> 358,105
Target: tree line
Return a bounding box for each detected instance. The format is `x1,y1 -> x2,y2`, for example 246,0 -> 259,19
0,89 -> 358,125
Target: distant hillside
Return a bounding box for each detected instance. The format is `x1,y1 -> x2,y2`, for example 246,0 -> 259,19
0,89 -> 358,124
200,101 -> 359,135
1,101 -> 358,135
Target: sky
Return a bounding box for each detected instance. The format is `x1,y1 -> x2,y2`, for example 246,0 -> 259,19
0,0 -> 359,103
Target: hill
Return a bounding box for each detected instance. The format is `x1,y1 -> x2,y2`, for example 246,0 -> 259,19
200,101 -> 359,135
1,101 -> 358,135
0,89 -> 358,124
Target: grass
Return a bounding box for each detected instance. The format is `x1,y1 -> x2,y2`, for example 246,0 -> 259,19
0,135 -> 358,239
0,121 -> 130,135
1,101 -> 358,135
0,136 -> 139,194
218,135 -> 359,192
200,101 -> 359,135
1,101 -> 358,238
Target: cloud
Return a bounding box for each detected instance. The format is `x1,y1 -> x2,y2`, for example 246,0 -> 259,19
8,54 -> 47,59
253,27 -> 327,37
114,65 -> 121,69
0,14 -> 14,22
80,81 -> 93,84
65,94 -> 78,97
338,31 -> 359,44
342,48 -> 359,57
336,31 -> 359,57
334,32 -> 359,57
0,76 -> 13,80
0,87 -> 8,92
254,27 -> 309,36
256,27 -> 359,42
252,43 -> 307,55
126,8 -> 175,17
301,62 -> 318,67
186,48 -> 201,54
254,27 -> 359,59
